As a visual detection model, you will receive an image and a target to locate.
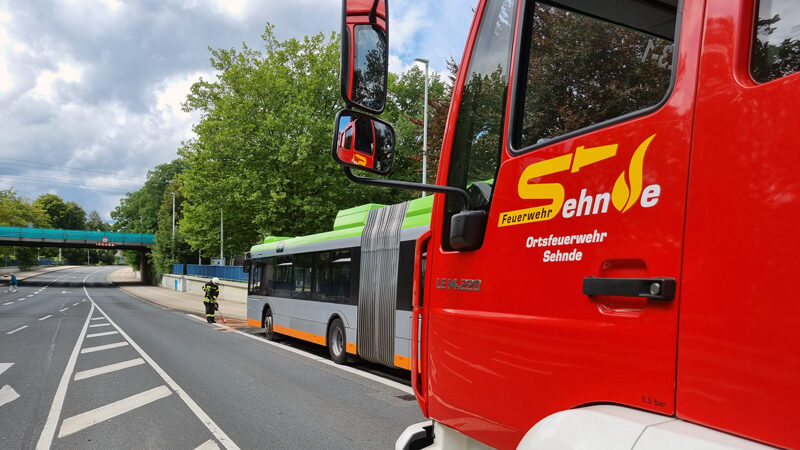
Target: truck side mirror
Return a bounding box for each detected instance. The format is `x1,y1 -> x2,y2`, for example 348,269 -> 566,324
340,0 -> 388,114
332,109 -> 395,175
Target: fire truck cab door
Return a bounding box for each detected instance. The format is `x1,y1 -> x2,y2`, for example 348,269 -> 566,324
425,0 -> 703,448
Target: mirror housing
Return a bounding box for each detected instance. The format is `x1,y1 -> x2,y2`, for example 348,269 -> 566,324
242,253 -> 251,273
332,109 -> 395,175
449,210 -> 488,251
340,0 -> 388,113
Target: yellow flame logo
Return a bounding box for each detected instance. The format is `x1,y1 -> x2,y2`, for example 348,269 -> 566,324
612,134 -> 655,213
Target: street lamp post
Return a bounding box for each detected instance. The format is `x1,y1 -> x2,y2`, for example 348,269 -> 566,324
171,192 -> 176,261
220,207 -> 224,266
414,58 -> 429,196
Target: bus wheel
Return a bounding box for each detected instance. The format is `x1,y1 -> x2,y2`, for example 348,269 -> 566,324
264,308 -> 277,341
327,318 -> 347,364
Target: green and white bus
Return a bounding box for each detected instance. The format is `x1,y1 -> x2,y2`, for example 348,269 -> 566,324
245,195 -> 431,370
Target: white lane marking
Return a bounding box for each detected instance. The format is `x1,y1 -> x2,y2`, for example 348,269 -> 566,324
88,323 -> 111,328
72,303 -> 79,306
7,325 -> 28,335
27,294 -> 34,297
0,385 -> 20,407
90,317 -> 104,321
81,299 -> 86,302
74,358 -> 145,381
38,315 -> 52,321
80,342 -> 129,354
58,385 -> 171,438
192,317 -> 416,396
186,314 -> 205,322
2,302 -> 12,305
35,299 -> 96,449
89,294 -> 239,449
0,363 -> 12,375
60,308 -> 69,312
17,298 -> 26,302
61,291 -> 68,294
195,439 -> 221,450
85,331 -> 119,338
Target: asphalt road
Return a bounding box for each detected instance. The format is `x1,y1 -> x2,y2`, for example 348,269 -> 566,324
0,266 -> 425,449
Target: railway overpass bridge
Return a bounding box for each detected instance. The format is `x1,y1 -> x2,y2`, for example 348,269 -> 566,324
0,226 -> 155,278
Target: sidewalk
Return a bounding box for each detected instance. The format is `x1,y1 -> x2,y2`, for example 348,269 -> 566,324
107,267 -> 249,326
0,265 -> 76,286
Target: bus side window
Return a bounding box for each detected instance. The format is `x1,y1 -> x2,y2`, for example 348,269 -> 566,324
259,257 -> 275,296
274,256 -> 293,297
293,254 -> 314,299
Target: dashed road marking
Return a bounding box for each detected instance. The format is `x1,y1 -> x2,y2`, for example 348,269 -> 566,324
90,317 -> 104,321
86,331 -> 119,338
36,300 -> 95,449
27,294 -> 34,297
74,358 -> 145,381
6,326 -> 28,335
2,302 -> 12,306
80,342 -> 129,354
89,323 -> 111,328
58,385 -> 172,438
39,315 -> 52,321
60,308 -> 69,312
72,303 -> 79,306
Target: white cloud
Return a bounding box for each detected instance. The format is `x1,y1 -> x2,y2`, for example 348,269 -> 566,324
30,61 -> 84,101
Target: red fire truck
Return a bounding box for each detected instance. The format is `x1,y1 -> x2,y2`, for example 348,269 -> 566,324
332,0 -> 799,448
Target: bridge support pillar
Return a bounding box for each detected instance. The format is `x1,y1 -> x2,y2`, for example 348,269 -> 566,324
139,250 -> 153,284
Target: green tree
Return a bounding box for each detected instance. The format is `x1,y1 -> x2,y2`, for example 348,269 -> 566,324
179,25 -> 406,257
0,189 -> 51,269
151,183 -> 194,277
111,160 -> 186,270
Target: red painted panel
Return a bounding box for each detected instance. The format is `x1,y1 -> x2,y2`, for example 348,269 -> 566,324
678,1 -> 800,448
423,1 -> 706,448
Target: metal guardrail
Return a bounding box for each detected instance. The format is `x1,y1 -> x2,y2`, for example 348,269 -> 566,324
0,226 -> 155,245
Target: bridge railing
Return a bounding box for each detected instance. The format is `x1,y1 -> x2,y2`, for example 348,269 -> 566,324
0,227 -> 155,245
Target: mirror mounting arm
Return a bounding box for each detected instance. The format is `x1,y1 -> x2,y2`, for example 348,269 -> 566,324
343,167 -> 472,210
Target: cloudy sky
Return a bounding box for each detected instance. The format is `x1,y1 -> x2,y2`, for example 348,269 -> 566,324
0,0 -> 475,224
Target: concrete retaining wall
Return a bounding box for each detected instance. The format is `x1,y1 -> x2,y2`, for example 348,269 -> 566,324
161,274 -> 247,303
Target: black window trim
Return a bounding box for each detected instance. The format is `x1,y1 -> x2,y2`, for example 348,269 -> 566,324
507,0 -> 684,156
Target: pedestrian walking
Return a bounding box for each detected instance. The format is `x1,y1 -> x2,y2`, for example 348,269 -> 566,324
202,277 -> 220,323
9,273 -> 18,292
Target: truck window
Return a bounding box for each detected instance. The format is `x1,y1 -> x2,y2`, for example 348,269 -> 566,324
513,2 -> 676,150
751,0 -> 800,83
442,0 -> 516,248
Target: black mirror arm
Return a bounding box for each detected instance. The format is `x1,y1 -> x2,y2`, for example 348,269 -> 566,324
343,167 -> 472,210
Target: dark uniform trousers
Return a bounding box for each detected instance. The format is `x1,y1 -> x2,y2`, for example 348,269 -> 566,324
202,282 -> 219,323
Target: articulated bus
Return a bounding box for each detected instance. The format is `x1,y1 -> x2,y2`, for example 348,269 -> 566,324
331,0 -> 800,448
245,195 -> 431,370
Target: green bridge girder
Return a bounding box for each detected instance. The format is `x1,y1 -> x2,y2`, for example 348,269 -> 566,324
0,226 -> 155,251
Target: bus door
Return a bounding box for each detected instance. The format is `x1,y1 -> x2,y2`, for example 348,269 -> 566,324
425,0 -> 703,447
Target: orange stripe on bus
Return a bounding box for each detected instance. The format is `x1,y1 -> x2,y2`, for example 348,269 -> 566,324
247,318 -> 262,328
273,324 -> 327,346
394,354 -> 412,371
346,342 -> 357,354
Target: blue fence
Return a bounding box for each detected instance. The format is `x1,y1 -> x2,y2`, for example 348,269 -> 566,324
172,264 -> 248,282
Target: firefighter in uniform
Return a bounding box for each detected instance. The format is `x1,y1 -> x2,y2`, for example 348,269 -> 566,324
202,277 -> 220,323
